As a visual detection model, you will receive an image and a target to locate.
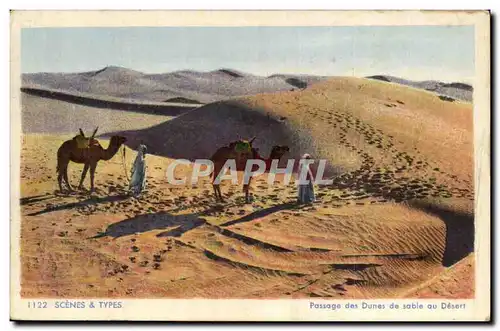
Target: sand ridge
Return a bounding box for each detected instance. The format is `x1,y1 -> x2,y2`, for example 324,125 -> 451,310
23,66 -> 473,105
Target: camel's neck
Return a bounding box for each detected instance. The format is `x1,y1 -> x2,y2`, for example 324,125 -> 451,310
253,150 -> 282,170
101,140 -> 122,160
267,151 -> 283,169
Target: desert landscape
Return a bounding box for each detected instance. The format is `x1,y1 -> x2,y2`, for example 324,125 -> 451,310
19,66 -> 475,299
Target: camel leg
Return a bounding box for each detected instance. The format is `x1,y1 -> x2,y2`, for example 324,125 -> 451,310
243,184 -> 249,203
57,156 -> 69,192
244,175 -> 253,204
89,162 -> 97,193
212,164 -> 224,202
212,184 -> 218,200
213,184 -> 224,202
217,185 -> 224,202
57,168 -> 64,192
78,163 -> 90,190
211,173 -> 219,201
62,166 -> 73,192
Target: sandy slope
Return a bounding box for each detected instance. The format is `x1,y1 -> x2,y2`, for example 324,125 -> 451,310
403,253 -> 475,299
18,76 -> 475,299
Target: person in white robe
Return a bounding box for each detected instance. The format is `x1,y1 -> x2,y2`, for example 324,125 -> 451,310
297,153 -> 316,204
129,144 -> 147,197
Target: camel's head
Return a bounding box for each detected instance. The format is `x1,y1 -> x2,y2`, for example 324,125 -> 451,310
111,135 -> 127,146
270,145 -> 290,159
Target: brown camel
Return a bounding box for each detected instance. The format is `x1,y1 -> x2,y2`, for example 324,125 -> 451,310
56,128 -> 127,192
210,137 -> 290,203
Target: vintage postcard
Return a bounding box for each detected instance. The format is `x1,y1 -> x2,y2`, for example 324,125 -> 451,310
10,10 -> 490,321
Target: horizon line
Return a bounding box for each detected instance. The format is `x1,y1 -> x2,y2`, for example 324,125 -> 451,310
21,65 -> 473,85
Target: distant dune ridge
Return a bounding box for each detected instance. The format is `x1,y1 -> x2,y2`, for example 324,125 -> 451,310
22,66 -> 473,107
366,75 -> 473,102
22,66 -> 313,105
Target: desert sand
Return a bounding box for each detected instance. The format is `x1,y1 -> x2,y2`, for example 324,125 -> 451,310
19,72 -> 474,299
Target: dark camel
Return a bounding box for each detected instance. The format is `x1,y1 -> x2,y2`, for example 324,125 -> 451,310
210,137 -> 290,203
56,127 -> 127,192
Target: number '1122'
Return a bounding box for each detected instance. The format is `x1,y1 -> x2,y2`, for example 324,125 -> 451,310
28,301 -> 47,308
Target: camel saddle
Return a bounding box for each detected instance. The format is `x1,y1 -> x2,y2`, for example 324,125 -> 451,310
230,140 -> 253,166
73,134 -> 99,149
233,140 -> 252,154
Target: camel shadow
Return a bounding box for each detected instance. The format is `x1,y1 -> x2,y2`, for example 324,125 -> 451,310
26,194 -> 130,216
20,194 -> 55,206
220,201 -> 300,227
92,211 -> 207,239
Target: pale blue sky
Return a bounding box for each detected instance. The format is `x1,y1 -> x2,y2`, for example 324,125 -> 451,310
21,26 -> 475,82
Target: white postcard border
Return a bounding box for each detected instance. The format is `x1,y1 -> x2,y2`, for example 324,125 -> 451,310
9,10 -> 491,322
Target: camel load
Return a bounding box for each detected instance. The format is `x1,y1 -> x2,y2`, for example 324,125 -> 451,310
73,127 -> 100,149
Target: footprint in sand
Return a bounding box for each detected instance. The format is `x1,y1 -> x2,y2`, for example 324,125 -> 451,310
153,254 -> 163,262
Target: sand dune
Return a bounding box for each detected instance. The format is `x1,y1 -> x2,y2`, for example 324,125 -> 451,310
19,75 -> 474,299
23,66 -> 473,107
366,75 -> 473,102
108,76 -> 474,182
22,66 -> 308,104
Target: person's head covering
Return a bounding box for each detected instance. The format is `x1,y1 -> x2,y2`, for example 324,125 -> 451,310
299,153 -> 313,172
138,144 -> 147,157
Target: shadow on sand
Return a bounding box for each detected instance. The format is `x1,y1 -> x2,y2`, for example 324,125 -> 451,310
102,100 -> 313,169
91,211 -> 207,239
409,200 -> 474,267
220,201 -> 298,227
20,194 -> 56,206
21,87 -> 199,116
91,201 -> 303,240
26,194 -> 130,216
